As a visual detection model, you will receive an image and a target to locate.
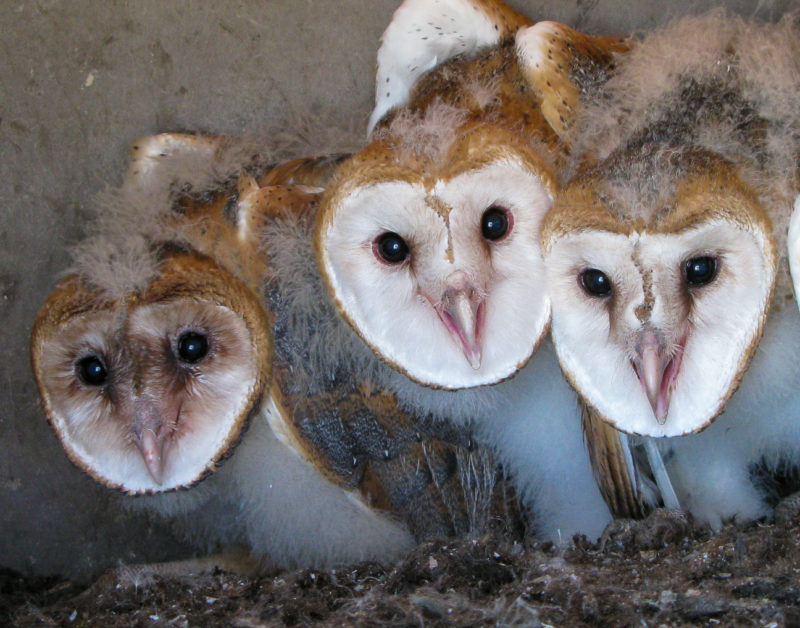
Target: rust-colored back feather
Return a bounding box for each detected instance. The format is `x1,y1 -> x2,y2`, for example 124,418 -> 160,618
581,403 -> 649,519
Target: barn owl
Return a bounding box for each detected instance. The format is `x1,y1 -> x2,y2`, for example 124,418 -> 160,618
542,10 -> 800,525
30,251 -> 272,494
31,133 -> 520,569
317,0 -> 630,541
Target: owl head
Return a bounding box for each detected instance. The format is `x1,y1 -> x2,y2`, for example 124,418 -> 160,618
367,0 -> 532,135
317,124 -> 556,390
31,123 -> 339,494
542,11 -> 800,437
30,251 -> 271,494
317,1 -> 629,389
544,149 -> 777,437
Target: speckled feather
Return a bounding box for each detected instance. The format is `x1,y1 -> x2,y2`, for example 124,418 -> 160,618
257,197 -> 520,539
315,1 -> 634,542
569,10 -> 800,266
35,129 -> 524,567
548,11 -> 800,524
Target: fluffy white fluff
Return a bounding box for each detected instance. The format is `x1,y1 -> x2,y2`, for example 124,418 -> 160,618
562,11 -> 800,525
70,112 -> 365,302
265,213 -> 611,543
662,303 -> 800,529
571,10 -> 800,257
133,412 -> 415,568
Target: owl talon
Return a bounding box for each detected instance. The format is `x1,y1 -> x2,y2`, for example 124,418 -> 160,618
597,508 -> 692,553
774,491 -> 800,525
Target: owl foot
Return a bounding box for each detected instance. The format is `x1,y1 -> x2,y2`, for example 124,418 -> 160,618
80,549 -> 263,597
597,508 -> 693,553
774,491 -> 800,526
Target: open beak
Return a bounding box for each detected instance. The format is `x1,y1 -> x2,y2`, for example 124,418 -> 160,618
631,330 -> 686,424
434,271 -> 484,370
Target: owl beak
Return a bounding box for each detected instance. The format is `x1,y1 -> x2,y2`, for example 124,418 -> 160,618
639,337 -> 669,424
136,427 -> 166,485
437,272 -> 484,370
632,330 -> 686,425
132,399 -> 176,485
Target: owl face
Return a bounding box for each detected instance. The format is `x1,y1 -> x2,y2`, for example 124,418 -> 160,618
317,126 -> 555,389
543,156 -> 777,437
318,2 -> 634,390
31,253 -> 270,493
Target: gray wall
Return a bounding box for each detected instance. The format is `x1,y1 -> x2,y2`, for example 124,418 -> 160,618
1,0 -> 795,581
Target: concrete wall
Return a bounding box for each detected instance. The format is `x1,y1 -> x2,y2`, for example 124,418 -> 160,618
1,0 -> 794,581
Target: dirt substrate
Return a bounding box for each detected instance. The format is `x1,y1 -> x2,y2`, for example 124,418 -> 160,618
4,506 -> 800,627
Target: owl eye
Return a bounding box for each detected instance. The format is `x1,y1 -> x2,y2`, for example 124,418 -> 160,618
373,232 -> 409,265
684,256 -> 718,286
76,355 -> 108,387
481,206 -> 511,241
177,331 -> 209,364
580,269 -> 612,297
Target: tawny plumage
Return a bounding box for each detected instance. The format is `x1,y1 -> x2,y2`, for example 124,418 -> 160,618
516,20 -> 629,141
31,132 -> 520,569
31,252 -> 271,494
316,0 -> 634,542
543,10 -> 800,526
368,0 -> 532,134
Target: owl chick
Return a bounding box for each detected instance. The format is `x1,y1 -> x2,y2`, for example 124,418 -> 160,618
31,133 -> 519,570
316,0 -> 630,542
31,250 -> 271,495
542,10 -> 800,526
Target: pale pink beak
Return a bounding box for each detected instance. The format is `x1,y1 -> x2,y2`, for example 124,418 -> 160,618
132,399 -> 179,485
435,271 -> 484,370
631,330 -> 686,425
136,427 -> 165,485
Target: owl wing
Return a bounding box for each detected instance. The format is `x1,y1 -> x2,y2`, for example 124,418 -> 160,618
230,169 -> 520,541
351,383 -> 525,539
257,154 -> 351,189
369,0 -> 532,133
124,132 -> 275,200
166,151 -> 335,300
582,402 -> 685,518
126,133 -> 222,184
515,21 -> 632,141
126,132 -> 343,207
266,356 -> 520,541
581,403 -> 649,519
171,174 -> 324,298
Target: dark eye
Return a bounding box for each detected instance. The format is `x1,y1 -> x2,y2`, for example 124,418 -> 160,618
76,355 -> 108,387
580,268 -> 612,297
177,331 -> 209,364
481,206 -> 510,241
684,256 -> 717,286
373,232 -> 409,264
